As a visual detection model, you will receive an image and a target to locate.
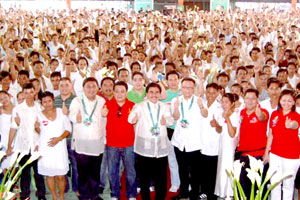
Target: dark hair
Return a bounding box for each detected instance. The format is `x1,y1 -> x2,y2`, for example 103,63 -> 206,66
146,82 -> 162,93
132,71 -> 144,80
117,68 -> 129,77
166,70 -> 179,80
33,60 -> 43,66
83,77 -> 99,87
181,77 -> 195,85
114,81 -> 128,91
100,77 -> 115,87
0,71 -> 11,81
276,68 -> 288,77
236,66 -> 248,75
23,82 -> 35,91
222,93 -> 235,104
130,62 -> 141,71
50,71 -> 61,79
267,78 -> 282,88
244,88 -> 259,98
278,89 -> 296,112
0,90 -> 9,96
18,70 -> 29,78
217,72 -> 229,80
60,77 -> 71,82
206,83 -> 219,90
40,91 -> 54,102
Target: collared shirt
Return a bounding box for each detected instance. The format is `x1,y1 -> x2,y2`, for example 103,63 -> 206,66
238,107 -> 269,156
269,109 -> 300,159
128,100 -> 173,158
106,98 -> 135,148
54,94 -> 76,109
11,101 -> 42,153
171,95 -> 207,152
201,100 -> 222,156
69,95 -> 106,156
160,89 -> 180,130
127,87 -> 146,103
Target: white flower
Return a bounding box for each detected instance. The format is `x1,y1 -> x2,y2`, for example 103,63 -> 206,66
254,172 -> 262,187
232,160 -> 244,181
24,152 -> 41,165
16,151 -> 28,164
246,168 -> 257,184
248,155 -> 264,174
0,150 -> 6,161
265,165 -> 277,180
4,191 -> 15,200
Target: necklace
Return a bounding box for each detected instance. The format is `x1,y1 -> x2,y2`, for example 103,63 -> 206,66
81,95 -> 98,126
180,96 -> 194,128
147,102 -> 160,136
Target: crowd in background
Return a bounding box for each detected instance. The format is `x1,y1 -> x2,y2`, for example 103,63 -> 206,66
0,5 -> 300,200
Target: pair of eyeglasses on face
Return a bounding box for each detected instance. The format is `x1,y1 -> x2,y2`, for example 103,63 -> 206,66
117,107 -> 122,117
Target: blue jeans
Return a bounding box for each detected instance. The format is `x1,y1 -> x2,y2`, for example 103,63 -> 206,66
106,145 -> 137,198
67,139 -> 78,192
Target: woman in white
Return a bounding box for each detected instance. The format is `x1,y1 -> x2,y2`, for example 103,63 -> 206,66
35,91 -> 71,200
213,93 -> 239,198
0,91 -> 15,171
128,83 -> 173,200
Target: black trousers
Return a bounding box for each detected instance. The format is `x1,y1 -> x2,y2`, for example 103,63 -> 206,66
74,152 -> 103,200
174,147 -> 201,200
19,154 -> 46,200
136,154 -> 168,200
200,154 -> 218,200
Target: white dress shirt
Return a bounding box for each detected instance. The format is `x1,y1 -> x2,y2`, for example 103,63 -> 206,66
11,101 -> 42,153
69,95 -> 106,156
128,101 -> 173,158
201,100 -> 222,156
171,95 -> 207,152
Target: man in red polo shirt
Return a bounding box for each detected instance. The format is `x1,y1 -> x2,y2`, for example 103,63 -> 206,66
101,81 -> 137,200
238,88 -> 269,199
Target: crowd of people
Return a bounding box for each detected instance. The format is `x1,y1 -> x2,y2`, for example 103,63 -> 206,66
0,4 -> 299,200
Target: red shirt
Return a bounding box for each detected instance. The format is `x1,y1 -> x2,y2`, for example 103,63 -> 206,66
106,98 -> 135,148
269,110 -> 300,159
238,107 -> 269,156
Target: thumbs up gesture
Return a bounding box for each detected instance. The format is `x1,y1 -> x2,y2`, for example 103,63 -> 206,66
255,105 -> 263,119
160,115 -> 166,126
15,112 -> 20,126
210,115 -> 217,127
76,110 -> 82,123
101,105 -> 109,117
174,97 -> 180,109
285,117 -> 297,129
132,113 -> 139,124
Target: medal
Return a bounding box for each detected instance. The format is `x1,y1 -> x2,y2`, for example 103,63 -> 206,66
147,102 -> 161,137
180,119 -> 189,128
180,96 -> 194,129
83,118 -> 92,126
150,127 -> 160,136
81,95 -> 98,127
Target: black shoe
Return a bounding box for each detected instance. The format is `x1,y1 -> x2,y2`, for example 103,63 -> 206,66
38,197 -> 47,200
93,197 -> 104,200
171,193 -> 189,200
99,186 -> 104,194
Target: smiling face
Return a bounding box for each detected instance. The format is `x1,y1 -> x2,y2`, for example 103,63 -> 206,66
221,96 -> 234,111
0,92 -> 10,106
41,96 -> 54,110
146,87 -> 161,104
114,85 -> 127,103
83,81 -> 99,100
279,94 -> 295,112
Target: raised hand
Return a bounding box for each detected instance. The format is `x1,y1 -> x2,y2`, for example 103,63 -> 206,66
210,115 -> 217,127
132,113 -> 138,124
76,110 -> 82,123
174,97 -> 180,109
62,102 -> 69,115
160,115 -> 166,126
34,118 -> 40,130
255,105 -> 262,118
101,105 -> 109,117
285,117 -> 295,129
197,96 -> 204,107
15,112 -> 20,126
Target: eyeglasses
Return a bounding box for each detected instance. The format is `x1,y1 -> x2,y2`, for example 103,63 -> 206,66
117,107 -> 122,117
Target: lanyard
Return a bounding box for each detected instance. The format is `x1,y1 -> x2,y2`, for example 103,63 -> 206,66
180,96 -> 194,120
81,96 -> 98,122
147,102 -> 160,129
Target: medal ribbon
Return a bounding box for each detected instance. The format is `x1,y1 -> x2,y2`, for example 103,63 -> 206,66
147,102 -> 160,134
180,96 -> 194,121
81,95 -> 98,123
